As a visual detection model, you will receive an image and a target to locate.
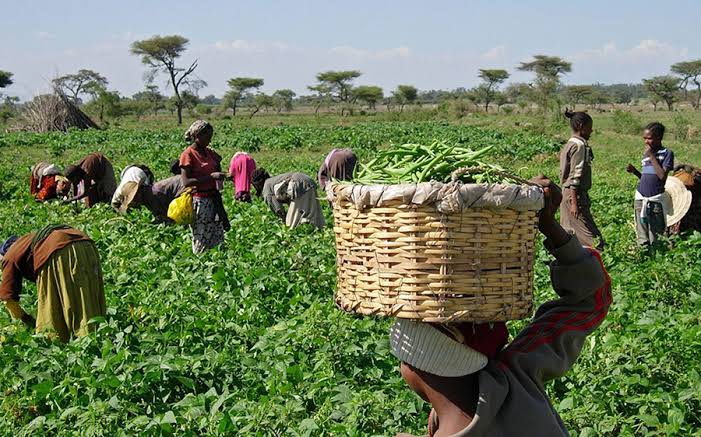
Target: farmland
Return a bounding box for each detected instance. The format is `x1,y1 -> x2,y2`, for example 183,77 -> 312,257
1,111 -> 701,436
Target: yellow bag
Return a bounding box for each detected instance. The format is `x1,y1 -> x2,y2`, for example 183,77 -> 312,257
167,188 -> 194,225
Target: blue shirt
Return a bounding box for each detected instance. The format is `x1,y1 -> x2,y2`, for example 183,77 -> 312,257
637,147 -> 674,197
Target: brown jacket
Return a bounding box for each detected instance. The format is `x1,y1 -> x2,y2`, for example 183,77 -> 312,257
559,136 -> 593,192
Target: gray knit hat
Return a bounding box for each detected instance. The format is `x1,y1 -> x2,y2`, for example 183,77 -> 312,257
389,319 -> 487,377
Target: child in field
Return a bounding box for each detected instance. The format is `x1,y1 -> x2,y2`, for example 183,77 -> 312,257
626,122 -> 674,247
394,176 -> 612,437
559,110 -> 605,251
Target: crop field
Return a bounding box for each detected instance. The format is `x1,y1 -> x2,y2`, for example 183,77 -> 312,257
1,114 -> 700,436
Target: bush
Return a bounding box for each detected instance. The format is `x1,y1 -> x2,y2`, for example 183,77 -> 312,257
672,113 -> 691,141
611,110 -> 642,135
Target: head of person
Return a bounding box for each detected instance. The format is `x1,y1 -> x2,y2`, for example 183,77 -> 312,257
564,109 -> 593,140
251,168 -> 271,196
390,320 -> 505,412
185,120 -> 214,148
55,177 -> 72,197
170,159 -> 182,175
644,122 -> 665,148
63,164 -> 86,185
0,235 -> 19,259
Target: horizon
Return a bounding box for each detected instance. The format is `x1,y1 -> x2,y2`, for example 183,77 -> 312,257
2,0 -> 699,101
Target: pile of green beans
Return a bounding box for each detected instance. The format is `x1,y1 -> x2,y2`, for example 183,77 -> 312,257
352,141 -> 514,184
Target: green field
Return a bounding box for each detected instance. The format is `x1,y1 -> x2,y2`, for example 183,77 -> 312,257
1,111 -> 700,436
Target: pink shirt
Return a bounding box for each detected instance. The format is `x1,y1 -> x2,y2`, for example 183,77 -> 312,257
228,152 -> 256,194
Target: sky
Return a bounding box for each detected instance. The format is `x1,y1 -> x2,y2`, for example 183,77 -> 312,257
2,0 -> 700,101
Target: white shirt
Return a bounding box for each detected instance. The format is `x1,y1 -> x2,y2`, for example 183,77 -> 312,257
111,166 -> 150,208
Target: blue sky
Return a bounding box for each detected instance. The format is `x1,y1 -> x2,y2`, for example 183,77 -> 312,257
2,0 -> 699,100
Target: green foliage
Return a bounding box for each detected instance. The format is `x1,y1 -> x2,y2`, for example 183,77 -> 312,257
0,70 -> 13,89
0,116 -> 700,435
611,110 -> 642,135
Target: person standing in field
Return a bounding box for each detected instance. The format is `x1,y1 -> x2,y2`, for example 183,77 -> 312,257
252,169 -> 326,229
29,162 -> 71,202
626,122 -> 674,248
229,151 -> 256,202
110,164 -> 154,211
318,148 -> 358,191
559,110 -> 605,251
394,177 -> 612,437
63,152 -> 118,207
0,225 -> 106,342
179,120 -> 230,253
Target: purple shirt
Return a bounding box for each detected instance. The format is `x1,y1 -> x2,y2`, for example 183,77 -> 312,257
637,147 -> 673,197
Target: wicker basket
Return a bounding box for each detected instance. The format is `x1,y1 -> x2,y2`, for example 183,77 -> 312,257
330,170 -> 543,323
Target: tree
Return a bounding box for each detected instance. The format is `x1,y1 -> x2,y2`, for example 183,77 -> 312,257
130,35 -> 198,125
249,93 -> 274,118
85,87 -> 122,122
476,69 -> 509,112
671,60 -> 701,109
504,83 -> 532,110
353,85 -> 384,110
185,78 -> 208,98
132,85 -> 165,116
223,77 -> 264,116
0,71 -> 13,89
643,76 -> 680,111
393,85 -> 418,112
52,69 -> 107,102
564,85 -> 593,108
180,91 -> 200,116
518,55 -> 572,114
272,89 -> 296,113
307,84 -> 332,114
312,70 -> 361,115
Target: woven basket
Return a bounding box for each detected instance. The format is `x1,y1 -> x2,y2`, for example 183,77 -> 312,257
330,170 -> 543,323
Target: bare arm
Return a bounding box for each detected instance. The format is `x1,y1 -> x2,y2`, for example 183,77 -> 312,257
626,164 -> 642,179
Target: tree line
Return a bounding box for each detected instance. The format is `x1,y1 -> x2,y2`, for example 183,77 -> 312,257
2,34 -> 701,124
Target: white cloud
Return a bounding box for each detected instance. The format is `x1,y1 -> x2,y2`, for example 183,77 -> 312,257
329,46 -> 368,58
574,39 -> 688,61
628,39 -> 688,58
213,39 -> 289,53
376,46 -> 410,59
482,45 -> 505,59
36,31 -> 55,40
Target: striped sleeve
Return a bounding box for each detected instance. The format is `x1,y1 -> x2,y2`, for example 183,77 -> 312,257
499,237 -> 612,385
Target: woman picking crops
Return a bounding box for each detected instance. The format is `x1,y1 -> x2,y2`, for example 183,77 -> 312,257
393,177 -> 611,437
559,110 -> 605,251
117,175 -> 186,223
228,151 -> 256,202
111,164 -> 154,211
179,120 -> 230,253
318,148 -> 357,191
0,225 -> 106,342
252,169 -> 326,229
29,161 -> 71,202
63,152 -> 118,207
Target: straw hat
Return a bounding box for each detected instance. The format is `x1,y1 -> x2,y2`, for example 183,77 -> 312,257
665,176 -> 692,227
117,181 -> 142,214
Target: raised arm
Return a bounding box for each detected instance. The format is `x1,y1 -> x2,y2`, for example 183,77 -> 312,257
499,177 -> 612,384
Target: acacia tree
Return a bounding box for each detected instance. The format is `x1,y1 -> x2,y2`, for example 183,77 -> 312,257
476,69 -> 509,112
518,55 -> 571,114
312,70 -> 361,115
393,85 -> 418,112
564,85 -> 593,109
249,93 -> 274,118
307,84 -> 332,114
272,89 -> 296,113
130,35 -> 198,125
643,76 -> 680,111
671,60 -> 701,110
52,69 -> 107,102
223,77 -> 264,116
353,85 -> 383,110
0,71 -> 13,89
